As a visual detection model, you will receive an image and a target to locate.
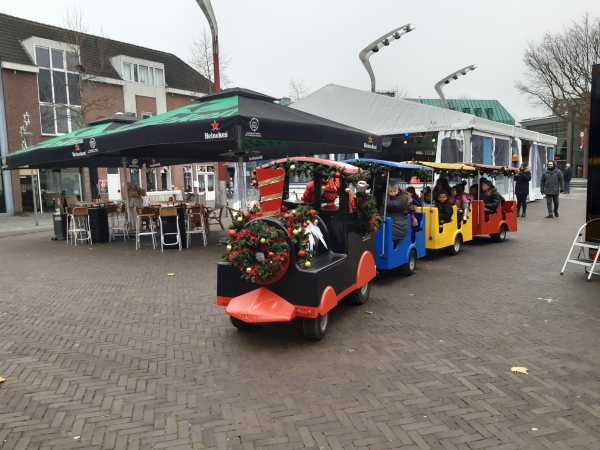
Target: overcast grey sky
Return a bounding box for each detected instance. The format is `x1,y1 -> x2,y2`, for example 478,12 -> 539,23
3,0 -> 600,122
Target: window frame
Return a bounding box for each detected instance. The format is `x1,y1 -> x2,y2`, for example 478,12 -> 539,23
35,45 -> 81,136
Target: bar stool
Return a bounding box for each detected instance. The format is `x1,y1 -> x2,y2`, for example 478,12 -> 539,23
185,206 -> 207,248
107,204 -> 128,241
159,206 -> 181,252
69,207 -> 92,246
65,206 -> 75,245
135,206 -> 157,250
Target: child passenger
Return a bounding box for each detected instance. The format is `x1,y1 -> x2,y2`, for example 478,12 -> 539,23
421,190 -> 435,207
436,190 -> 454,224
405,186 -> 421,207
449,184 -> 469,222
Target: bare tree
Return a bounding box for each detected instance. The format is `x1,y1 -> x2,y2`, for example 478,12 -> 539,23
288,78 -> 309,104
189,28 -> 233,93
516,13 -> 600,128
58,7 -> 116,128
389,83 -> 410,99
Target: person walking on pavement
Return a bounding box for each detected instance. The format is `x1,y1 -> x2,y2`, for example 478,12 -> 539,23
540,160 -> 564,218
514,163 -> 531,217
563,163 -> 572,194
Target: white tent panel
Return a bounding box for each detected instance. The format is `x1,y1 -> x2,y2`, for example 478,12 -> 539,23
292,84 -> 558,146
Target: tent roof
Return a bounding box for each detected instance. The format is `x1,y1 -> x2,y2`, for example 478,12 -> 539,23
291,84 -> 557,146
342,158 -> 433,171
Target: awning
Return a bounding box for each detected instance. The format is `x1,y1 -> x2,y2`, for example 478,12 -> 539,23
78,88 -> 381,162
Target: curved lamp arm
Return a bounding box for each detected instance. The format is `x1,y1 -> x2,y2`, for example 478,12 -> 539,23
359,24 -> 414,93
434,65 -> 476,109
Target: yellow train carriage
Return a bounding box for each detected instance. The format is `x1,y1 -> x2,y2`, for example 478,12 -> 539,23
417,204 -> 473,255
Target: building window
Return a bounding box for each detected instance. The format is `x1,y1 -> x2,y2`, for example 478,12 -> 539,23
123,63 -> 132,81
146,168 -> 157,191
121,62 -> 165,87
485,108 -> 494,120
35,45 -> 81,135
474,108 -> 482,117
141,112 -> 153,119
155,69 -> 164,87
462,108 -> 470,114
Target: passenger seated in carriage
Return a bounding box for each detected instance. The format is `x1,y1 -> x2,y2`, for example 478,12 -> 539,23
421,189 -> 434,207
436,190 -> 454,225
469,184 -> 479,201
302,175 -> 355,211
433,177 -> 452,204
480,178 -> 503,214
301,175 -> 326,204
380,181 -> 408,243
405,186 -> 421,207
449,184 -> 469,223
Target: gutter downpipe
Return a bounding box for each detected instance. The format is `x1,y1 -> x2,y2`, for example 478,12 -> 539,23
0,62 -> 15,215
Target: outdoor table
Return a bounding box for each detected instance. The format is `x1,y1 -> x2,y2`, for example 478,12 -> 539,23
76,201 -> 111,207
87,205 -> 110,243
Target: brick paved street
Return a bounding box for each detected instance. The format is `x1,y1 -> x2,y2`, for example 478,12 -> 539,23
1,191 -> 598,450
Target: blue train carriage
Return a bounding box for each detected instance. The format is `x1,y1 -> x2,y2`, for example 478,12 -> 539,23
344,159 -> 433,275
217,158 -> 379,340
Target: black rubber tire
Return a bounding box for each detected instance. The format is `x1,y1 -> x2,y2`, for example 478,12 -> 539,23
303,313 -> 329,340
446,234 -> 462,256
230,316 -> 255,331
399,249 -> 417,276
490,224 -> 508,243
350,281 -> 371,305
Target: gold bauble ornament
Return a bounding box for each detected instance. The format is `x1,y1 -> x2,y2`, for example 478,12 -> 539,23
345,187 -> 351,193
260,237 -> 267,244
289,164 -> 296,171
313,219 -> 318,225
304,261 -> 311,268
237,216 -> 243,222
226,245 -> 232,251
293,229 -> 300,236
246,267 -> 252,274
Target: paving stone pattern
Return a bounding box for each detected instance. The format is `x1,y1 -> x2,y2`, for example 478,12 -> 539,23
0,194 -> 598,450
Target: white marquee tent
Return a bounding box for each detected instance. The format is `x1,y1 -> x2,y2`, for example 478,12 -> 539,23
291,84 -> 558,200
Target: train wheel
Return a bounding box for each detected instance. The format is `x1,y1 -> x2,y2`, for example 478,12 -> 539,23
230,316 -> 255,331
303,313 -> 329,340
349,281 -> 371,305
491,224 -> 508,243
446,234 -> 462,256
399,249 -> 417,276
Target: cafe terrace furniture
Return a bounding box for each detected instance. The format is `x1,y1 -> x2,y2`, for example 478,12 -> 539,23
135,207 -> 157,250
185,206 -> 207,248
68,207 -> 92,246
158,206 -> 182,252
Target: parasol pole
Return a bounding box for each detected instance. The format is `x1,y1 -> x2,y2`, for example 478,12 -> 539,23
123,157 -> 130,231
381,171 -> 390,258
477,169 -> 481,229
30,168 -> 39,226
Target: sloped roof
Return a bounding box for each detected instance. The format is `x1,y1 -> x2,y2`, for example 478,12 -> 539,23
291,84 -> 557,146
406,98 -> 515,125
0,13 -> 210,93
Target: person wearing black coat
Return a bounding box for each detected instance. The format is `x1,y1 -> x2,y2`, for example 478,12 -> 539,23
563,164 -> 572,194
514,164 -> 532,217
379,181 -> 408,243
480,179 -> 503,214
436,191 -> 454,224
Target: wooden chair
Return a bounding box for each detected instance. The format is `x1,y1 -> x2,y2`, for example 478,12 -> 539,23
206,205 -> 225,230
185,206 -> 207,248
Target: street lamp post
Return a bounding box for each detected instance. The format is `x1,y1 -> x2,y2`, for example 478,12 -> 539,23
359,24 -> 415,93
434,65 -> 477,109
196,0 -> 228,208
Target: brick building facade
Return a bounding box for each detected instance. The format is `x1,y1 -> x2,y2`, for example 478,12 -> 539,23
0,13 -> 211,215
